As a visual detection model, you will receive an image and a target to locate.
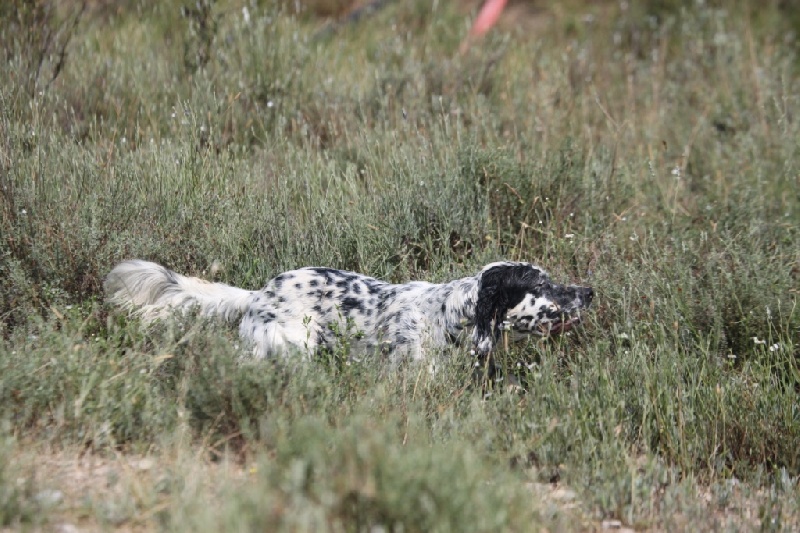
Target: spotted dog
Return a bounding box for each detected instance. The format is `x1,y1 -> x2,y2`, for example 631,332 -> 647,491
105,260 -> 593,362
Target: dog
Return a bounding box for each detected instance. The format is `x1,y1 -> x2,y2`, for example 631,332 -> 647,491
105,260 -> 593,363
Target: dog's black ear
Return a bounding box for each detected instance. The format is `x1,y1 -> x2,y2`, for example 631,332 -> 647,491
473,263 -> 543,355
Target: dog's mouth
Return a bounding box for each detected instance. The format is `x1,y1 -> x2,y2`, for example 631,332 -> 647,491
547,314 -> 582,335
536,311 -> 585,336
508,313 -> 584,337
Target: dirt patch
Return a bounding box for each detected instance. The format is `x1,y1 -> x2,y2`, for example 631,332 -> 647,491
11,444 -> 250,532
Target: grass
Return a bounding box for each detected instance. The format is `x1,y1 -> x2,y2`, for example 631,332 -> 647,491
1,0 -> 799,530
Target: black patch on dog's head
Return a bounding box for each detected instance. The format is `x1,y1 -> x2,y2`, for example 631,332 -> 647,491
474,263 -> 547,353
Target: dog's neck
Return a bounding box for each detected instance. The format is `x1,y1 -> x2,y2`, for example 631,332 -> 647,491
440,276 -> 480,341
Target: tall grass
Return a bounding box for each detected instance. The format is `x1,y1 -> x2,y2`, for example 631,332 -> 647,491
0,0 -> 798,529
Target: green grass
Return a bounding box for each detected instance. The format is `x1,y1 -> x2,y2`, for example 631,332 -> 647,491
1,0 -> 799,530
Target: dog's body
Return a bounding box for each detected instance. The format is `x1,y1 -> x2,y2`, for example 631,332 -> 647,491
105,260 -> 593,362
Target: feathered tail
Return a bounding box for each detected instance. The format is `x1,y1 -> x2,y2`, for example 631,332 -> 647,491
104,260 -> 253,323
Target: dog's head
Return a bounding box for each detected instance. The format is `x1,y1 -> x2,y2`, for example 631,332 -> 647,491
472,262 -> 593,355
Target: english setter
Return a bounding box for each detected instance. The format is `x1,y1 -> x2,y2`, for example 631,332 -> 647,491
105,260 -> 593,362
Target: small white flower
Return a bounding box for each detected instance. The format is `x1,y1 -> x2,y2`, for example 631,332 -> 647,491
752,337 -> 766,345
727,354 -> 737,359
121,137 -> 126,144
20,209 -> 27,215
565,233 -> 575,239
769,344 -> 780,353
267,100 -> 275,108
242,6 -> 250,24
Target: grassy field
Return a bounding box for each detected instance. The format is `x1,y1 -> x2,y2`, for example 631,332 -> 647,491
1,0 -> 799,530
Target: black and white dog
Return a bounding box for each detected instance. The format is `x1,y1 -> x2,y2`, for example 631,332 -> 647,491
105,260 -> 593,362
